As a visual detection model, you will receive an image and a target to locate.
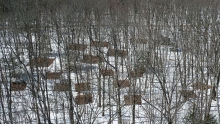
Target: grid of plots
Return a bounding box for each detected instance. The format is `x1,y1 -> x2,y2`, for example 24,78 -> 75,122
0,29 -> 219,124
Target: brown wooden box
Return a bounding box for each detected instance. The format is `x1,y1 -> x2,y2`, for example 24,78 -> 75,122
114,80 -> 130,88
68,43 -> 87,51
54,83 -> 69,91
180,90 -> 198,99
90,41 -> 109,47
11,81 -> 27,91
124,95 -> 141,105
82,55 -> 103,64
100,69 -> 114,76
75,94 -> 93,105
27,57 -> 55,67
45,72 -> 63,79
75,83 -> 91,92
191,82 -> 212,90
129,70 -> 144,78
107,49 -> 127,57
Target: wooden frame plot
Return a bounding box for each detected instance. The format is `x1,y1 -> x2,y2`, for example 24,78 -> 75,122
107,49 -> 127,57
27,57 -> 55,67
100,69 -> 114,77
11,81 -> 27,91
129,70 -> 144,78
180,90 -> 198,99
45,71 -> 63,79
75,83 -> 91,93
191,82 -> 212,90
90,41 -> 109,47
75,94 -> 93,105
124,95 -> 141,105
82,55 -> 104,64
54,83 -> 69,91
67,43 -> 87,51
114,80 -> 130,88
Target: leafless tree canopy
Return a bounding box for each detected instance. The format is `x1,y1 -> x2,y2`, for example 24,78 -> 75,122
0,0 -> 220,124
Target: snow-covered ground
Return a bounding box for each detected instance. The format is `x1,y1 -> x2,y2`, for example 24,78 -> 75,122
0,23 -> 219,124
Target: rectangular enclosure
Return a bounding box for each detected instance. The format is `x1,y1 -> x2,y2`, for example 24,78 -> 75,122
90,41 -> 109,47
11,81 -> 27,91
107,49 -> 127,57
27,57 -> 55,67
45,72 -> 63,79
124,95 -> 141,105
53,83 -> 69,91
100,69 -> 114,76
82,55 -> 104,64
191,82 -> 212,90
114,80 -> 130,88
75,94 -> 93,105
67,43 -> 87,51
180,90 -> 198,99
129,70 -> 144,78
75,83 -> 91,92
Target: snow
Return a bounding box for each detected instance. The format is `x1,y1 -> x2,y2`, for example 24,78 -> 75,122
0,21 -> 219,124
